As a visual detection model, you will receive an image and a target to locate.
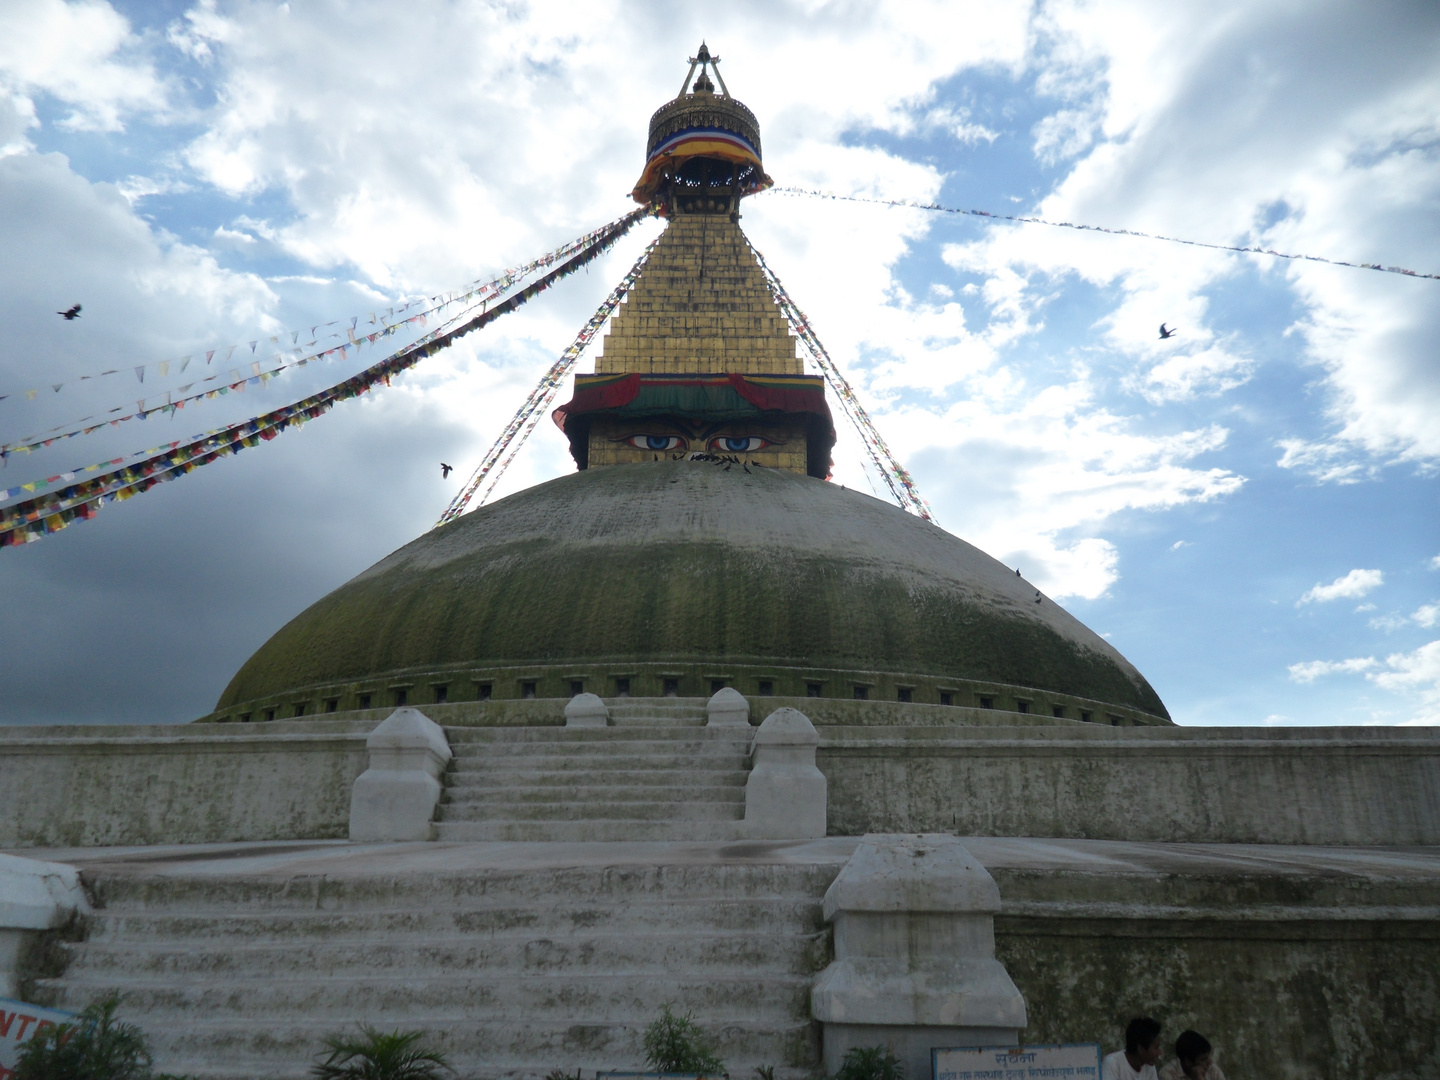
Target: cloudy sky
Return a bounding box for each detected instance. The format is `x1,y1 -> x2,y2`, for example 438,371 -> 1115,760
1,0 -> 1437,727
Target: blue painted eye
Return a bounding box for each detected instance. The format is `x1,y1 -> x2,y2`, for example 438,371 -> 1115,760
710,436 -> 770,452
626,434 -> 687,451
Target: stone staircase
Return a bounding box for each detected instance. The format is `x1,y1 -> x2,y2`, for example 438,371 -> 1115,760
43,857 -> 835,1080
435,699 -> 752,842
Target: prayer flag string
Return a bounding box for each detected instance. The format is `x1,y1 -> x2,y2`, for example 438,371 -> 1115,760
1,222 -> 625,455
745,235 -> 936,523
767,186 -> 1440,283
435,231 -> 662,526
0,210 -> 648,547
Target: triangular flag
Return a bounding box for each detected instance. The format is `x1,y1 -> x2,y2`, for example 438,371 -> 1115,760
158,361 -> 169,376
135,367 -> 145,383
206,350 -> 215,363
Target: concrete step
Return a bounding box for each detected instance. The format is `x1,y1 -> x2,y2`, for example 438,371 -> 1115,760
124,1016 -> 819,1079
448,742 -> 748,763
444,724 -> 739,744
444,768 -> 750,790
437,800 -> 745,823
433,820 -> 750,842
63,928 -> 829,978
86,898 -> 826,941
88,864 -> 836,910
442,783 -> 747,804
45,970 -> 814,1018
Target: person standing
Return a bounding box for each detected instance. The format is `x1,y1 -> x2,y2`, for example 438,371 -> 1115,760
1159,1030 -> 1227,1080
1103,1017 -> 1164,1080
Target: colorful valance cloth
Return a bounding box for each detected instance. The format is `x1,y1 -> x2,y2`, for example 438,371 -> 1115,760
631,126 -> 773,203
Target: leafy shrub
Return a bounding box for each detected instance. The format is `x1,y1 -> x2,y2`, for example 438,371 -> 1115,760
754,1067 -> 776,1080
311,1025 -> 451,1080
833,1045 -> 904,1080
13,993 -> 194,1080
641,1004 -> 725,1075
545,1070 -> 583,1080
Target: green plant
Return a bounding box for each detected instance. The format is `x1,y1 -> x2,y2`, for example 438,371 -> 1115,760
641,1004 -> 725,1075
13,993 -> 192,1080
310,1025 -> 451,1080
545,1070 -> 584,1080
754,1067 -> 776,1080
833,1045 -> 904,1080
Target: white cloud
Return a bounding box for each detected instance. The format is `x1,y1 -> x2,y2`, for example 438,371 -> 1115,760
1371,602 -> 1440,632
1417,604 -> 1440,629
1130,345 -> 1253,404
1288,656 -> 1377,683
1298,568 -> 1384,605
0,0 -> 166,132
1430,555 -> 1440,571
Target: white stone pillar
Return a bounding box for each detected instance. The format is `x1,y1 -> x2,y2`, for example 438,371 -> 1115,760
348,708 -> 453,842
565,692 -> 610,728
811,834 -> 1027,1080
744,707 -> 826,838
0,853 -> 89,999
706,687 -> 751,728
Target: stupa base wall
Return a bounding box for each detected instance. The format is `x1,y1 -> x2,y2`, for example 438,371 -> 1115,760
2,712 -> 1438,848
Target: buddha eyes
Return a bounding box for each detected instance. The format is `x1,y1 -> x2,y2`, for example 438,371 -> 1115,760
709,436 -> 771,452
627,435 -> 688,451
622,434 -> 771,453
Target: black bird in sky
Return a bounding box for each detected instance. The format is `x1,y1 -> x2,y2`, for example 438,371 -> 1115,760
57,304 -> 82,320
1158,323 -> 1177,339
440,463 -> 453,479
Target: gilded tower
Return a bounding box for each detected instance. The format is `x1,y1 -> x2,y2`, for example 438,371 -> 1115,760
556,45 -> 836,478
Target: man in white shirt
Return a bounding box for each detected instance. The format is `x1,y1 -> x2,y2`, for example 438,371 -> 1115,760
1102,1017 -> 1164,1080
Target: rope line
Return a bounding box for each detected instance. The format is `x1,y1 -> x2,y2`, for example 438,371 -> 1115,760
1,210 -> 647,546
1,223 -> 625,456
743,235 -> 935,523
768,186 -> 1440,282
435,232 -> 662,526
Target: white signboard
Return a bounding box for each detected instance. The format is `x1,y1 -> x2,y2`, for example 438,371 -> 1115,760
934,1043 -> 1102,1080
0,998 -> 76,1076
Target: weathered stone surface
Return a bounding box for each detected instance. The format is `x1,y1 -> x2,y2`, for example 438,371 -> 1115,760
349,709 -> 452,842
0,853 -> 89,998
706,687 -> 751,728
813,835 -> 1025,1079
565,693 -> 610,728
819,724 -> 1440,844
745,708 -> 826,839
0,720 -> 369,848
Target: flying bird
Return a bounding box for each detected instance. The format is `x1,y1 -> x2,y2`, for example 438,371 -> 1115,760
57,304 -> 82,320
440,463 -> 453,479
1158,323 -> 1177,339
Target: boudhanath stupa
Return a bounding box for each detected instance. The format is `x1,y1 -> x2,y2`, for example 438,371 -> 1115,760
1,44 -> 1437,1080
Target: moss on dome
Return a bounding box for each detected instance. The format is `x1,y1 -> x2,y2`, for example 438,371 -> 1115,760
212,461 -> 1169,723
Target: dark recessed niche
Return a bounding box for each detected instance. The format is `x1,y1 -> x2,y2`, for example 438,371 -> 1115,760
758,680 -> 774,696
897,687 -> 912,703
940,692 -> 953,707
522,682 -> 537,700
1052,705 -> 1065,718
324,699 -> 338,713
570,681 -> 584,697
1017,701 -> 1029,714
293,703 -> 307,717
853,685 -> 868,700
478,683 -> 492,701
264,708 -> 276,722
394,689 -> 408,707
434,685 -> 448,704
240,713 -> 252,723
710,679 -> 726,694
978,696 -> 993,709
615,677 -> 631,697
806,683 -> 822,698
1080,710 -> 1093,723
663,678 -> 680,697
358,694 -> 372,710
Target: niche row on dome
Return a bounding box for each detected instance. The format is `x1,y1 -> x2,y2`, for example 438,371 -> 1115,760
206,665 -> 1167,727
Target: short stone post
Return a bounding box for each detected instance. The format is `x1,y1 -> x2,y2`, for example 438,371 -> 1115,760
0,853 -> 90,999
707,687 -> 751,728
565,692 -> 610,728
811,834 -> 1027,1080
744,707 -> 826,838
349,708 -> 453,842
